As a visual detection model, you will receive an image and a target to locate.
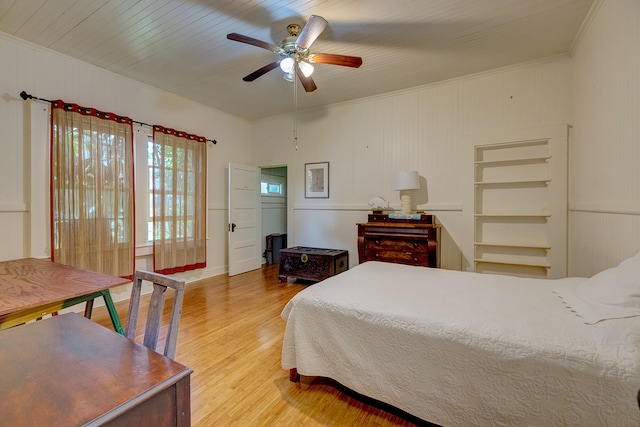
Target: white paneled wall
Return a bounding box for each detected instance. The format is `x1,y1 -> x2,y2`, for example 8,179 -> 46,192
251,57 -> 572,270
0,32 -> 251,297
292,209 -> 364,269
251,0 -> 638,276
2,0 -> 635,285
569,0 -> 640,276
458,60 -> 572,136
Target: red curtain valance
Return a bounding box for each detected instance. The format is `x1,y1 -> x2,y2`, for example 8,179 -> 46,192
152,125 -> 206,143
51,100 -> 132,125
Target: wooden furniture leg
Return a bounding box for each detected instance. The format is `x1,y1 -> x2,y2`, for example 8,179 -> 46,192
84,298 -> 94,318
99,289 -> 124,334
0,290 -> 123,333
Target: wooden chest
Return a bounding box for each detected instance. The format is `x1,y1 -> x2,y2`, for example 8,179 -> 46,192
278,247 -> 349,283
357,221 -> 440,268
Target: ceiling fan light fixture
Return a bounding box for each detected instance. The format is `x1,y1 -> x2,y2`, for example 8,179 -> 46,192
299,61 -> 314,77
279,57 -> 295,74
228,15 -> 362,94
283,72 -> 294,82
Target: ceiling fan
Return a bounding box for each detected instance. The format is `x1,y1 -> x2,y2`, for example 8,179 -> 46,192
227,15 -> 363,92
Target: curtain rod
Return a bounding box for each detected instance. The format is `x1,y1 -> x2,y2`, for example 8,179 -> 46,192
19,91 -> 217,145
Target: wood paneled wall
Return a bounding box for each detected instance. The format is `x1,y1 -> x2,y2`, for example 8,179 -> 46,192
250,0 -> 640,277
568,0 -> 640,276
2,0 -> 637,281
251,57 -> 572,271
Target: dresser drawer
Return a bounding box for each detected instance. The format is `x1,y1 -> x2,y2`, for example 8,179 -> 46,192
368,214 -> 390,222
365,250 -> 433,266
365,238 -> 431,253
364,226 -> 435,240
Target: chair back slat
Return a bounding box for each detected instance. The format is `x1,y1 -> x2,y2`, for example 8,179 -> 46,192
164,282 -> 185,358
124,270 -> 185,359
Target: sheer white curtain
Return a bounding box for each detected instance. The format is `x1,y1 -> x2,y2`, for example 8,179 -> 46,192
151,125 -> 207,274
50,101 -> 135,278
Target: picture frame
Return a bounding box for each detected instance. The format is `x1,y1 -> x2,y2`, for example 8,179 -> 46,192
305,162 -> 329,198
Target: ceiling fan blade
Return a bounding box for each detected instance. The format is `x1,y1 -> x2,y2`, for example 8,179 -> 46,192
295,15 -> 328,50
309,53 -> 363,68
227,33 -> 281,52
296,67 -> 317,92
242,62 -> 280,82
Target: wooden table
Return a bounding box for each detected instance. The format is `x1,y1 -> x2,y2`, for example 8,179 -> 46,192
0,258 -> 129,332
0,312 -> 193,426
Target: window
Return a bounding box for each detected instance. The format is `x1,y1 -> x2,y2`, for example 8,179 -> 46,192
148,138 -> 198,242
261,181 -> 283,195
260,173 -> 286,197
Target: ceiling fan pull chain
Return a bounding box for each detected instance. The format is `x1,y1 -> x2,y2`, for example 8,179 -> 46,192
293,66 -> 299,151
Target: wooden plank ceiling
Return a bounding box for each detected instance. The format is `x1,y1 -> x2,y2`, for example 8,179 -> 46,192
0,0 -> 594,120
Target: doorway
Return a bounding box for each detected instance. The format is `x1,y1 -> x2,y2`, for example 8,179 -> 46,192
260,166 -> 288,265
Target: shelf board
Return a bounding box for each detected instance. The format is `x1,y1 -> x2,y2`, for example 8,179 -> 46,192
474,156 -> 551,166
474,242 -> 550,249
474,179 -> 550,186
474,213 -> 550,218
474,258 -> 550,268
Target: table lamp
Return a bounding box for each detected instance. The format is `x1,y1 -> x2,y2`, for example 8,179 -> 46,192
393,171 -> 420,214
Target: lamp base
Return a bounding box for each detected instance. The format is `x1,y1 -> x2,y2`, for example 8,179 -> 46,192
399,191 -> 412,215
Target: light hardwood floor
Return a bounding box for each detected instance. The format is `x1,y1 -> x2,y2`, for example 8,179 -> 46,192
91,264 -> 431,426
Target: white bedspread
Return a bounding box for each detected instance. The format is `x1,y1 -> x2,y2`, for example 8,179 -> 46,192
281,261 -> 640,426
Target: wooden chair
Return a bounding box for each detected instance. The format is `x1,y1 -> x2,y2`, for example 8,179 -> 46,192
125,270 -> 185,360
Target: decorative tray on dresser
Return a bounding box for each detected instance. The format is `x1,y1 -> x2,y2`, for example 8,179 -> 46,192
357,214 -> 440,268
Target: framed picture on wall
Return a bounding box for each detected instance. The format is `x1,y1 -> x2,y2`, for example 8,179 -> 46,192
305,162 -> 329,198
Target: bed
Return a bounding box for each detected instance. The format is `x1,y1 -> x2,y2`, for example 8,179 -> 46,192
281,258 -> 640,426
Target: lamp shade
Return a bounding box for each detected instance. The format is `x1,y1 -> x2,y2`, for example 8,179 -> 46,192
393,171 -> 420,190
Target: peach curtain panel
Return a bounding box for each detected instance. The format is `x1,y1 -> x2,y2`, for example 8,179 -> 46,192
151,126 -> 207,274
50,101 -> 135,278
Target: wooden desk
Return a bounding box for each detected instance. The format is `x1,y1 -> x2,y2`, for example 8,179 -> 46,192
0,313 -> 192,426
0,258 -> 129,332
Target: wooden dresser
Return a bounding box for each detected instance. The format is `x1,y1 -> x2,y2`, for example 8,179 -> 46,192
357,214 -> 440,268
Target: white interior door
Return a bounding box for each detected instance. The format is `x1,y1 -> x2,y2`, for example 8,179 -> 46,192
228,162 -> 261,276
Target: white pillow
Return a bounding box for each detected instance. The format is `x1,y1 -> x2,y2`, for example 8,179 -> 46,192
554,251 -> 640,324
